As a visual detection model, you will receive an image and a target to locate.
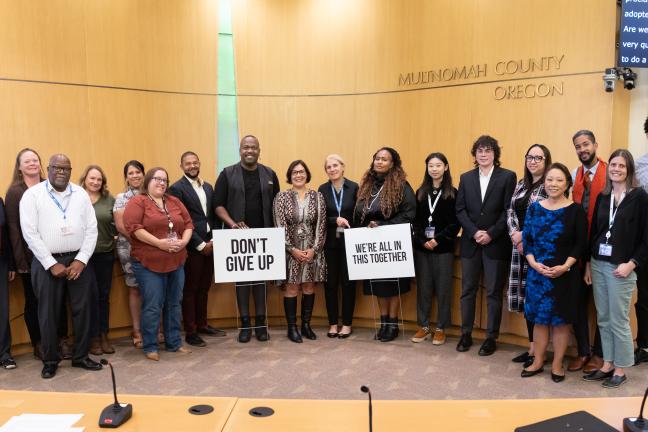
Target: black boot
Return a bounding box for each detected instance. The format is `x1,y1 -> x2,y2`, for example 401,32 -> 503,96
284,297 -> 302,343
238,316 -> 252,343
255,315 -> 269,341
374,315 -> 388,340
300,293 -> 317,340
380,317 -> 399,342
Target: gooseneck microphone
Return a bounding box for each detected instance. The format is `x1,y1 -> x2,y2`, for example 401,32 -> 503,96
624,384 -> 648,431
99,359 -> 133,428
360,385 -> 373,432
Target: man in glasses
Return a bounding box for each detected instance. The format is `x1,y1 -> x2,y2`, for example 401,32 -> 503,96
19,154 -> 101,379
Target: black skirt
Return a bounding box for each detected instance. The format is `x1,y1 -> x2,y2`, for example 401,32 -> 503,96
363,278 -> 411,297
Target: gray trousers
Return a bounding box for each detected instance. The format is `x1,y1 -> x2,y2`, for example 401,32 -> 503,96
460,251 -> 509,338
0,258 -> 10,361
414,250 -> 453,329
31,254 -> 95,365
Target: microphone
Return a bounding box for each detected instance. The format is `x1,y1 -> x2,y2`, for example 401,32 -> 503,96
624,384 -> 648,431
99,359 -> 132,428
360,385 -> 373,432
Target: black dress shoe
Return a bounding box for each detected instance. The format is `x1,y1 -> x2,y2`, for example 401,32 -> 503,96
71,358 -> 103,371
456,334 -> 472,352
185,333 -> 207,347
41,364 -> 57,379
478,338 -> 497,356
327,331 -> 339,338
198,325 -> 226,337
338,330 -> 353,339
512,351 -> 531,363
551,370 -> 565,383
521,367 -> 544,378
582,369 -> 614,381
523,356 -> 536,368
635,348 -> 648,365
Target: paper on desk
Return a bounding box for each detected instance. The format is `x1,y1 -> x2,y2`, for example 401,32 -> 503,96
0,413 -> 83,432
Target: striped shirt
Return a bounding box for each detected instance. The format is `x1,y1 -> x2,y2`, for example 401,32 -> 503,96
20,180 -> 98,269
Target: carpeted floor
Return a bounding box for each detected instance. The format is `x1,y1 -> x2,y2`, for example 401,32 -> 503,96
1,327 -> 646,400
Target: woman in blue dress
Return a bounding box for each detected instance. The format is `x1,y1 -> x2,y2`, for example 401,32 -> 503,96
521,163 -> 588,382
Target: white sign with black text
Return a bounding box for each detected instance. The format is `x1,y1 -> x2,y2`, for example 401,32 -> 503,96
212,227 -> 286,283
344,223 -> 415,280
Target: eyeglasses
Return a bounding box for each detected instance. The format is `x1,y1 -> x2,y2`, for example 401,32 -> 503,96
292,170 -> 306,176
152,177 -> 168,184
50,165 -> 72,173
525,155 -> 545,162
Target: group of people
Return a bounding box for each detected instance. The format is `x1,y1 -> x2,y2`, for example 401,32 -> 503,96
0,127 -> 646,388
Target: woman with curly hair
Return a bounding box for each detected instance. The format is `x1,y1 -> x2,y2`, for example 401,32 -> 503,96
353,147 -> 416,342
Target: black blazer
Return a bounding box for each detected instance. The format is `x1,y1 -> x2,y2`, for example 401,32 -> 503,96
456,166 -> 517,259
317,179 -> 359,249
589,187 -> 648,266
168,177 -> 216,252
413,187 -> 460,255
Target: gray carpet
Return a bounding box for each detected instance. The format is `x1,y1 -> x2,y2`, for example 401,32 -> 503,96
1,328 -> 646,400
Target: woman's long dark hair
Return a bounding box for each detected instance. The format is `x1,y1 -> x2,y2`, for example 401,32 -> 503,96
523,144 -> 552,190
416,152 -> 454,201
356,147 -> 407,223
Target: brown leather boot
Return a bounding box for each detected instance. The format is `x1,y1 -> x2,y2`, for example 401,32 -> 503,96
89,337 -> 103,356
583,355 -> 604,373
567,355 -> 589,372
100,333 -> 115,354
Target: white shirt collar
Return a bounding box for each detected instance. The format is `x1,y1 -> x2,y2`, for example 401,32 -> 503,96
479,165 -> 494,178
184,174 -> 202,187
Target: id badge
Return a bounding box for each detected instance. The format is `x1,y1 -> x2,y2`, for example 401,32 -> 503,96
167,231 -> 178,242
60,225 -> 74,236
598,243 -> 612,257
425,226 -> 435,239
336,226 -> 345,238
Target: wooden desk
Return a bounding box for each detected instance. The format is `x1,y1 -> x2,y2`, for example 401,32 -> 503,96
0,390 -> 237,432
223,397 -> 642,432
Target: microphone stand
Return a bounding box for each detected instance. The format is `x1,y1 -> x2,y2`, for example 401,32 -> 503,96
624,384 -> 648,432
360,386 -> 373,432
99,359 -> 132,428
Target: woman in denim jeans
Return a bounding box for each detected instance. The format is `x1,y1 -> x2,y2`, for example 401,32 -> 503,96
123,167 -> 194,361
584,149 -> 648,388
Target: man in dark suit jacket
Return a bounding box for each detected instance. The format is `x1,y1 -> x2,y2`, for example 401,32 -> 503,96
455,135 -> 516,356
169,151 -> 226,347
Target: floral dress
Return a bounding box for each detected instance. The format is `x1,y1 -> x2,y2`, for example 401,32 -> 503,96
522,202 -> 587,326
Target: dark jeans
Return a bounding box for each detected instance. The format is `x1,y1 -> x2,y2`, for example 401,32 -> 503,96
573,279 -> 603,357
31,254 -> 95,365
324,247 -> 356,326
89,252 -> 115,335
460,251 -> 509,339
0,258 -> 11,361
414,250 -> 453,329
132,260 -> 184,353
182,252 -> 213,334
636,264 -> 648,349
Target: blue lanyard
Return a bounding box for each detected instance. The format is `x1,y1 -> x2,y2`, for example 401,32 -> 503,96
330,183 -> 344,217
46,181 -> 72,220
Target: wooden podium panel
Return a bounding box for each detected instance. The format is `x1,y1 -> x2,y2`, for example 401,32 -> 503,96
224,397 -> 642,432
0,390 -> 236,432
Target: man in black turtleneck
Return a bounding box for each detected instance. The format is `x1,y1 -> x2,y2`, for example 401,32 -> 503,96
213,136 -> 280,343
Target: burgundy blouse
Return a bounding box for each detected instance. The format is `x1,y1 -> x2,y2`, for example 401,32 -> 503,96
123,194 -> 193,273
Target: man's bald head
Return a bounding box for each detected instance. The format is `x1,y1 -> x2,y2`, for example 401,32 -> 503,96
47,154 -> 72,191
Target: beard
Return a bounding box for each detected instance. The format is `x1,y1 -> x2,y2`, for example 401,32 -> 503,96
580,152 -> 596,166
185,170 -> 200,179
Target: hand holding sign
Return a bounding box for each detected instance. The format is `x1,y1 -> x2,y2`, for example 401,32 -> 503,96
213,228 -> 286,283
